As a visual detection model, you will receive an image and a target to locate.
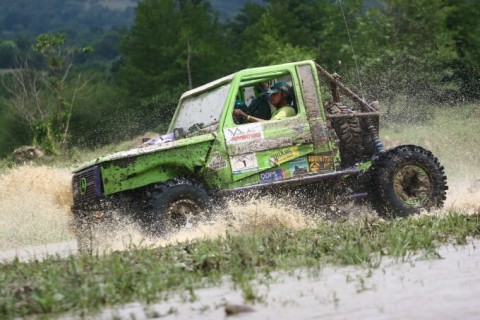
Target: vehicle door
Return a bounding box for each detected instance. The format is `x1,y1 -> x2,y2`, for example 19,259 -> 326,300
221,64 -> 327,188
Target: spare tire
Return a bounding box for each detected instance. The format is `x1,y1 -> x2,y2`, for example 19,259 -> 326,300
368,145 -> 448,217
326,102 -> 364,167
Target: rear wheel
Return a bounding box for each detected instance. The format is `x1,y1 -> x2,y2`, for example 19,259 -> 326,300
368,145 -> 448,217
145,179 -> 210,235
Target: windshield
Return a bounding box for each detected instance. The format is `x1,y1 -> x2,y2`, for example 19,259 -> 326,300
172,83 -> 231,136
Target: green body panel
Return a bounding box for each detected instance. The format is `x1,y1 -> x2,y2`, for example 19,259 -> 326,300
98,134 -> 215,195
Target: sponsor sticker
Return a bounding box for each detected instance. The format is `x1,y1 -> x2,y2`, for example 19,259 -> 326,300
308,154 -> 334,172
259,169 -> 286,183
207,152 -> 228,170
269,146 -> 300,166
224,123 -> 264,145
230,153 -> 259,174
288,157 -> 309,177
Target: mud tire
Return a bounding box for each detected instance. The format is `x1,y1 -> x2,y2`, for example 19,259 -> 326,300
146,179 -> 210,235
359,117 -> 378,159
368,145 -> 448,217
326,103 -> 365,167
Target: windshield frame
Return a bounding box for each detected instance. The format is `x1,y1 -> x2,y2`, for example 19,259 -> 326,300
168,74 -> 234,136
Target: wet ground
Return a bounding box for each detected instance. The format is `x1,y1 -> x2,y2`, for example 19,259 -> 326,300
7,239 -> 476,320
1,165 -> 479,319
0,240 -> 76,262
94,240 -> 479,320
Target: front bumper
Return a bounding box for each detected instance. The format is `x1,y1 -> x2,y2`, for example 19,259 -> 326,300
72,166 -> 104,210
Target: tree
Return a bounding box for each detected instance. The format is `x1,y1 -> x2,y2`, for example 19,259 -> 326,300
350,0 -> 458,116
446,0 -> 480,100
1,33 -> 92,155
246,12 -> 316,66
0,40 -> 20,68
117,0 -> 232,101
228,0 -> 364,70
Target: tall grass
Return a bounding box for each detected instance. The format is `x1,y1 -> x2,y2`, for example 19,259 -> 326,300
2,103 -> 478,175
381,103 -> 480,182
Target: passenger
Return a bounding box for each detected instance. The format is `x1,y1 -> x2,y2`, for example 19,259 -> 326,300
233,82 -> 295,123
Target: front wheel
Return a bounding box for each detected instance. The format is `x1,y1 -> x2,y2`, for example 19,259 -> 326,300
368,145 -> 448,217
145,179 -> 210,235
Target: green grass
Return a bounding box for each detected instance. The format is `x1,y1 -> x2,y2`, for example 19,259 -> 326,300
0,135 -> 140,174
0,213 -> 479,319
381,103 -> 480,182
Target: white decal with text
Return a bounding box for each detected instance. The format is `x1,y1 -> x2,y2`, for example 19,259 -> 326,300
224,123 -> 264,145
230,153 -> 259,174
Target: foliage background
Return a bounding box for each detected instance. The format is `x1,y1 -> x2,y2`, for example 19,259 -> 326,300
0,0 -> 479,158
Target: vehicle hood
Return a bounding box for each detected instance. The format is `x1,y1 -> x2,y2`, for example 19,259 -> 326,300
73,133 -> 216,173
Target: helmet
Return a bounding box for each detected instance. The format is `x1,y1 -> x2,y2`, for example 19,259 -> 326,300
267,81 -> 292,95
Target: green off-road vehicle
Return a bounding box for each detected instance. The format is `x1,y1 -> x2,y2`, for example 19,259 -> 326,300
71,60 -> 448,249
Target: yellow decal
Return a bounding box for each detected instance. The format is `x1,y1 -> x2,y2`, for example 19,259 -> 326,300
269,146 -> 300,166
308,154 -> 334,172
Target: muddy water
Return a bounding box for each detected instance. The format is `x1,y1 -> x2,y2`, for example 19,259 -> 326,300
0,165 -> 74,251
0,161 -> 479,254
0,165 -> 323,255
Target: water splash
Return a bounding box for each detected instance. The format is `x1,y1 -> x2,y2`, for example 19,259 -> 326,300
445,180 -> 480,215
0,162 -> 478,253
79,197 -> 319,253
0,165 -> 74,250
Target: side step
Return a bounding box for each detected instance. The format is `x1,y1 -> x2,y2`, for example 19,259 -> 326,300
218,169 -> 360,195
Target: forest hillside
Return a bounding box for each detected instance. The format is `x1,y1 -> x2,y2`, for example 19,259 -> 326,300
1,0 -> 479,158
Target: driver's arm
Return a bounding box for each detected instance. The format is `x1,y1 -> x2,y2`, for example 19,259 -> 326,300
232,109 -> 266,123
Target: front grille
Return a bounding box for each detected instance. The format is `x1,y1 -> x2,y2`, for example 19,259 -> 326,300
72,166 -> 103,206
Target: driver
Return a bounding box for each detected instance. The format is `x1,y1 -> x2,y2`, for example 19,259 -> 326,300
233,82 -> 295,123
233,83 -> 271,124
